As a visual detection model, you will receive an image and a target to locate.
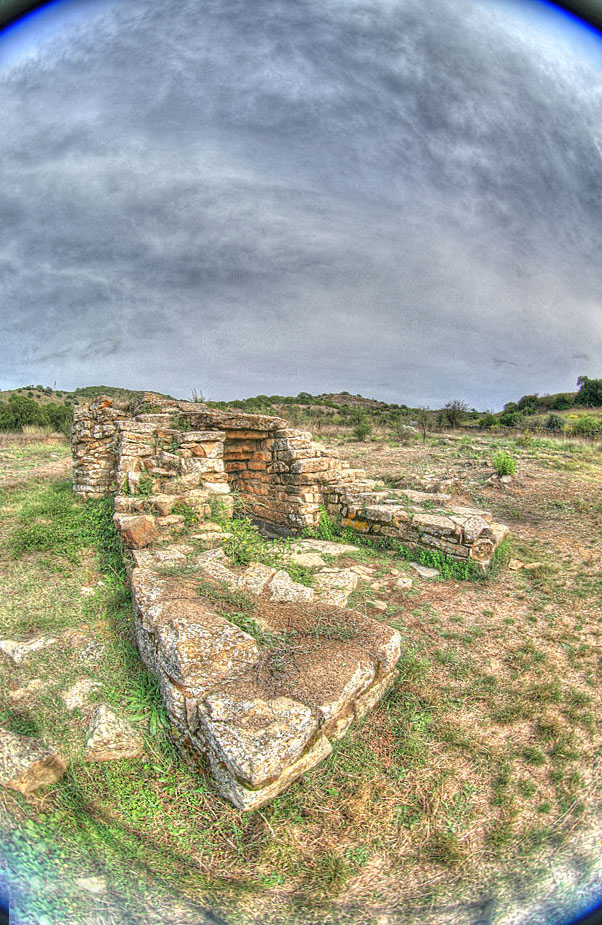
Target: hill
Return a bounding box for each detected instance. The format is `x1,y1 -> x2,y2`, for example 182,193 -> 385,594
0,384 -> 174,407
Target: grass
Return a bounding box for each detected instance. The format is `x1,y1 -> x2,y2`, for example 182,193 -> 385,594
1,433 -> 602,924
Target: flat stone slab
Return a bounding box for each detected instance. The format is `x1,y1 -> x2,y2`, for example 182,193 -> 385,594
292,539 -> 358,556
410,563 -> 440,579
130,557 -> 401,809
0,728 -> 66,794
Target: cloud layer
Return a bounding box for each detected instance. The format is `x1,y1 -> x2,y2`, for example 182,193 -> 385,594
1,0 -> 601,407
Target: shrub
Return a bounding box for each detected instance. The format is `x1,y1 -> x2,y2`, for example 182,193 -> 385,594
353,419 -> 372,441
137,473 -> 155,496
515,430 -> 533,447
0,395 -> 73,434
517,393 -> 539,414
479,413 -> 497,428
499,411 -> 524,428
170,500 -> 197,527
493,451 -> 516,476
545,414 -> 565,432
304,506 -> 342,542
569,415 -> 602,437
551,394 -> 573,411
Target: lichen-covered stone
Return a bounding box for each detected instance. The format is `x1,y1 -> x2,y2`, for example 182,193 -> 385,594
268,570 -> 314,603
0,728 -> 66,793
114,514 -> 158,548
84,705 -> 144,762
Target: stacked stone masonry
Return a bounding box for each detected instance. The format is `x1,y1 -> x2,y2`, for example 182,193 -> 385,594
72,394 -> 508,808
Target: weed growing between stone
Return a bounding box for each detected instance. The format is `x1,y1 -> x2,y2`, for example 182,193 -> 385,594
216,514 -> 316,586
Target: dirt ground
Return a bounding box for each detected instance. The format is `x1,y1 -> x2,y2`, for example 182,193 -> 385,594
1,430 -> 601,925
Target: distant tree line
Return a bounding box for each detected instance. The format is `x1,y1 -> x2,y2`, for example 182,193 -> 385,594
0,395 -> 73,434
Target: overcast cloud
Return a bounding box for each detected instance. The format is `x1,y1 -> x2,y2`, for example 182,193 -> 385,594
1,0 -> 601,407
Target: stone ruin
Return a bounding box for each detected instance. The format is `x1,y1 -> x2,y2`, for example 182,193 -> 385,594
72,393 -> 508,809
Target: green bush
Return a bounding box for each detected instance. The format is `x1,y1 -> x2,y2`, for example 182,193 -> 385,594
170,500 -> 198,527
353,420 -> 372,441
479,413 -> 498,428
575,376 -> 602,407
303,506 -> 342,542
551,394 -> 573,411
0,395 -> 73,434
499,411 -> 524,428
569,415 -> 602,437
545,414 -> 565,432
493,451 -> 516,476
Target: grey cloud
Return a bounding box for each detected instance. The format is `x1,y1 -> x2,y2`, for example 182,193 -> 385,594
1,0 -> 601,407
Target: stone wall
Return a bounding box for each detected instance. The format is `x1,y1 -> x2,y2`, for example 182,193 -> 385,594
72,398 -> 128,498
324,485 -> 508,566
72,393 -> 508,566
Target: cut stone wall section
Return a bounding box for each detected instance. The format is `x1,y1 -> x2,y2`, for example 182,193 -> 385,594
73,393 -> 508,566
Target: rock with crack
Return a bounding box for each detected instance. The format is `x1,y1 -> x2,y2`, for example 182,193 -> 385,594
84,705 -> 145,762
268,570 -> 314,603
0,728 -> 66,793
314,568 -> 358,606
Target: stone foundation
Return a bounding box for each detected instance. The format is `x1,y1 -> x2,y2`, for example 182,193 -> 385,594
71,393 -> 508,808
72,393 -> 507,566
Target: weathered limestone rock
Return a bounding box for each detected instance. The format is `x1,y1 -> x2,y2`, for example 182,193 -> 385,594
0,636 -> 56,665
268,570 -> 314,603
395,576 -> 413,590
84,705 -> 144,762
61,679 -> 102,710
115,514 -> 158,549
0,728 -> 66,793
237,563 -> 277,595
314,568 -> 358,606
410,563 -> 440,579
199,693 -> 321,787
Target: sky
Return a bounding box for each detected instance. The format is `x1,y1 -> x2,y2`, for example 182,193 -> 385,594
1,0 -> 601,409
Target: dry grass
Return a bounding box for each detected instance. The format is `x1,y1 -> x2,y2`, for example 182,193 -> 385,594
1,431 -> 601,923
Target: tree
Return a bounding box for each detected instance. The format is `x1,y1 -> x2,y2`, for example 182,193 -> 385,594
575,376 -> 602,407
443,399 -> 468,429
353,419 -> 372,441
517,393 -> 539,414
0,395 -> 45,430
415,407 -> 431,443
348,405 -> 368,426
